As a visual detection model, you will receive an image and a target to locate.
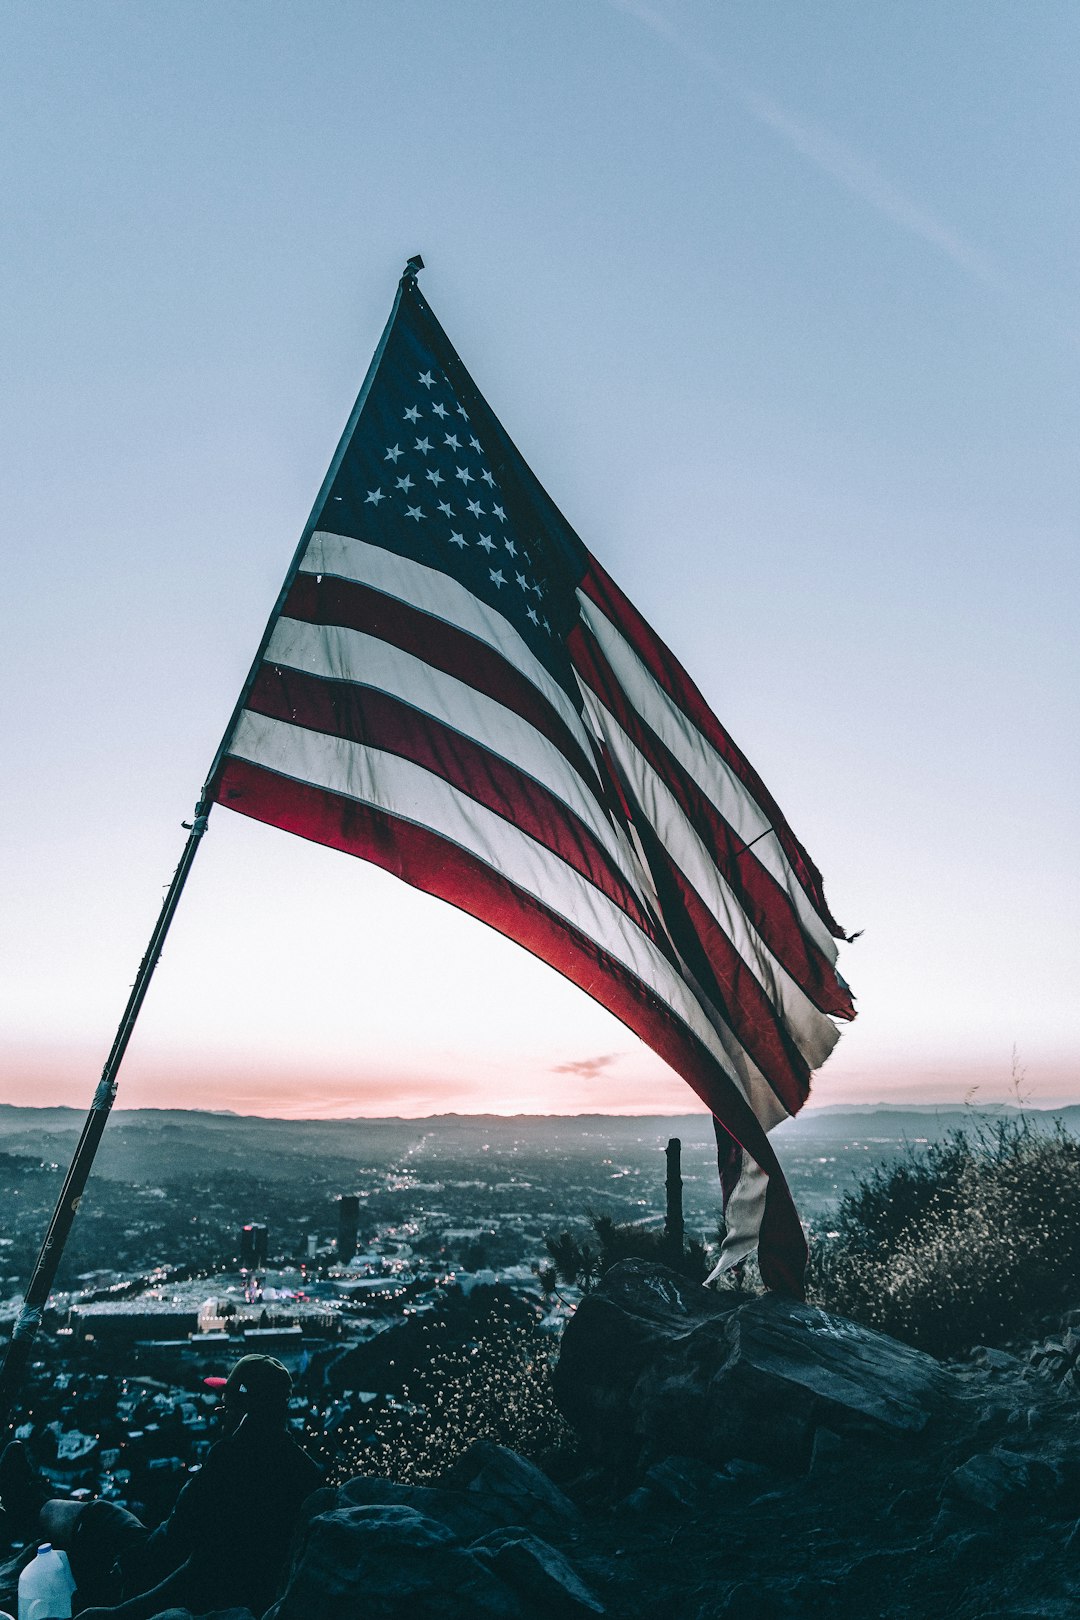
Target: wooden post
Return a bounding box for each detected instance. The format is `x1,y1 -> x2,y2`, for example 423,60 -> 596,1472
664,1137 -> 684,1259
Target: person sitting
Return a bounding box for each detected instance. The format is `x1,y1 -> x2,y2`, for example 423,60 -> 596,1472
0,1353 -> 321,1619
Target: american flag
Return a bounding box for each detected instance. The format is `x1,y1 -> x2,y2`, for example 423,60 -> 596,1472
208,267 -> 854,1295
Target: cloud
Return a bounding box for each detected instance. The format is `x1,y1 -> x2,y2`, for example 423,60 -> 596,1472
607,0 -> 1004,291
551,1052 -> 623,1079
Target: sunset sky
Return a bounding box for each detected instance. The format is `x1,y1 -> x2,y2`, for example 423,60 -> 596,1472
3,3 -> 1077,1118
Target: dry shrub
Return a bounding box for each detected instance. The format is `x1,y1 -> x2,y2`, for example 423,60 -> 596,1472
331,1310 -> 576,1486
809,1118 -> 1080,1357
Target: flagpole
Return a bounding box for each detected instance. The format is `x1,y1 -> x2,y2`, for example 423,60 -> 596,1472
0,807 -> 210,1421
0,255 -> 425,1423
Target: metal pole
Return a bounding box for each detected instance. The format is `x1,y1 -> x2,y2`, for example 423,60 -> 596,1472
664,1136 -> 684,1260
0,807 -> 211,1423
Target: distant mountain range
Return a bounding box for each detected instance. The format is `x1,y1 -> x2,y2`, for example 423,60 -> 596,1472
1,1099 -> 1077,1178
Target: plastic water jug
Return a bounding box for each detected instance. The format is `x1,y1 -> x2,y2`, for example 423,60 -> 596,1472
17,1543 -> 75,1620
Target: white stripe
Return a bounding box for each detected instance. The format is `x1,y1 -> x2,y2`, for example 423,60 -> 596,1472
705,1151 -> 770,1275
300,531 -> 597,769
264,615 -> 646,902
226,710 -> 787,1133
580,689 -> 840,1071
576,590 -> 839,966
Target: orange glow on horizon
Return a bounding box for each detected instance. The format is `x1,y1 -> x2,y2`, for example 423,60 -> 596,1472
2,1040 -> 1077,1119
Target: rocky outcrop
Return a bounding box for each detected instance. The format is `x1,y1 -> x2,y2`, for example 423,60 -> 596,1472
12,1274 -> 1080,1620
259,1444 -> 601,1620
553,1259 -> 960,1468
263,1503 -> 523,1619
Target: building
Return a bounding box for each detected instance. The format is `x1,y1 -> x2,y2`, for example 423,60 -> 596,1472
337,1196 -> 360,1264
239,1223 -> 268,1269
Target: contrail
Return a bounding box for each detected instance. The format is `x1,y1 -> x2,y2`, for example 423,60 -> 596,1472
608,0 -> 1004,291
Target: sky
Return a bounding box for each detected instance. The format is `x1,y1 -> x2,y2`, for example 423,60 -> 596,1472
2,1 -> 1077,1119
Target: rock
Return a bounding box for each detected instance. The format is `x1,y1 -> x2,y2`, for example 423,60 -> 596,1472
338,1474 -> 513,1541
148,1612 -> 257,1620
808,1426 -> 848,1477
945,1449 -> 1056,1513
643,1454 -> 737,1505
885,1484 -> 937,1521
842,1547 -> 915,1586
973,1346 -> 1024,1371
713,1580 -> 787,1619
936,1529 -> 997,1572
472,1527 -> 605,1615
263,1503 -> 523,1619
553,1260 -> 960,1470
457,1441 -> 580,1533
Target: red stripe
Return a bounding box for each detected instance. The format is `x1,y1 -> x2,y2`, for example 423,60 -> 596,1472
211,755 -> 807,1294
633,818 -> 811,1114
578,553 -> 850,943
570,623 -> 854,1020
284,571 -> 604,803
244,663 -> 661,944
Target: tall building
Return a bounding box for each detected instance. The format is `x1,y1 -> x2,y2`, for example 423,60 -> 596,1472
337,1195 -> 360,1264
240,1222 -> 268,1269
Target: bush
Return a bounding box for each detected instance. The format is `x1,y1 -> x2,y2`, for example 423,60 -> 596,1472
809,1118 -> 1080,1357
330,1310 -> 576,1486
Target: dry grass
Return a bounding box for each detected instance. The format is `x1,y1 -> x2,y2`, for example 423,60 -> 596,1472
331,1306 -> 576,1485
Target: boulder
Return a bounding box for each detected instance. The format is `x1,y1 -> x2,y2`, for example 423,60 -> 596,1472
472,1527 -> 605,1615
642,1454 -> 740,1506
553,1260 -> 961,1469
455,1441 -> 580,1533
338,1474 -> 512,1541
945,1450 -> 1057,1513
148,1611 -> 257,1619
263,1503 -> 523,1619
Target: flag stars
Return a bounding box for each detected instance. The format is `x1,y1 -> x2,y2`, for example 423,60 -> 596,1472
365,488 -> 385,505
396,474 -> 414,492
449,530 -> 467,548
414,437 -> 432,455
504,538 -> 517,557
480,469 -> 495,487
431,402 -> 448,419
489,568 -> 505,587
457,404 -> 469,420
469,436 -> 482,453
477,534 -> 495,552
516,572 -> 529,590
418,370 -> 436,389
405,505 -> 425,522
437,500 -> 454,517
426,468 -> 444,487
385,445 -> 403,463
526,606 -> 539,626
492,504 -> 506,522
455,465 -> 473,485
467,498 -> 484,516
404,405 -> 421,423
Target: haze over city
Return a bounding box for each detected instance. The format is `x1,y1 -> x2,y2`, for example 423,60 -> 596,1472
3,3 -> 1077,1119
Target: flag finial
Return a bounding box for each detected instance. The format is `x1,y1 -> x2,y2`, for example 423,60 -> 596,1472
403,254 -> 425,283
